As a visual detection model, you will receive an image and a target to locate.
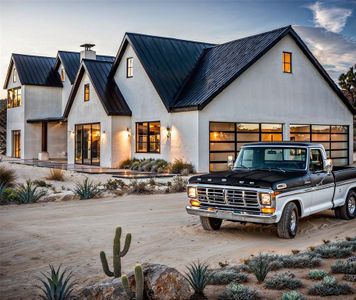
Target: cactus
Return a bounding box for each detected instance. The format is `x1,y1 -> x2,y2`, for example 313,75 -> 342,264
100,226 -> 132,277
121,264 -> 144,300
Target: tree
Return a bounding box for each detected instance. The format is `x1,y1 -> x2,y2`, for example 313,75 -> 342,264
339,64 -> 356,107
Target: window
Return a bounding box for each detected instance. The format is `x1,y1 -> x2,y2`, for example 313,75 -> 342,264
209,122 -> 283,172
84,84 -> 90,102
7,88 -> 21,108
310,149 -> 324,172
60,68 -> 65,82
283,52 -> 292,73
290,124 -> 349,166
13,68 -> 17,83
136,121 -> 160,153
126,57 -> 133,78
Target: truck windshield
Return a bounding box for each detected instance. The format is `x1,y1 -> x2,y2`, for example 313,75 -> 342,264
234,147 -> 307,171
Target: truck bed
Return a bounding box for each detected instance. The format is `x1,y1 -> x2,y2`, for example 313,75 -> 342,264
333,166 -> 356,183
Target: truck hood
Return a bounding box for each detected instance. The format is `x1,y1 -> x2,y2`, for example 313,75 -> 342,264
189,169 -> 308,190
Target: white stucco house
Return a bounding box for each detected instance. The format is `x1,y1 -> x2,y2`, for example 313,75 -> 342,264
3,26 -> 354,172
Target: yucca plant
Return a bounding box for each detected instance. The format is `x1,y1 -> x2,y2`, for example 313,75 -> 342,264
184,261 -> 211,300
74,177 -> 101,199
47,169 -> 65,181
37,265 -> 76,300
16,180 -> 47,204
0,166 -> 16,187
248,253 -> 272,283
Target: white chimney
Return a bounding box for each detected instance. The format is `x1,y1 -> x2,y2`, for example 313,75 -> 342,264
80,43 -> 96,61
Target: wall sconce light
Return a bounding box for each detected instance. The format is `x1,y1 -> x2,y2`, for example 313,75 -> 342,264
102,130 -> 106,134
126,127 -> 131,137
166,126 -> 171,138
68,129 -> 74,135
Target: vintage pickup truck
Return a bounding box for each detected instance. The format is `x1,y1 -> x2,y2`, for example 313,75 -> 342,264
186,142 -> 356,238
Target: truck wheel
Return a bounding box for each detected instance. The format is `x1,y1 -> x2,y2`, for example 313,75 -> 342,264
200,216 -> 222,231
335,191 -> 356,220
277,202 -> 299,239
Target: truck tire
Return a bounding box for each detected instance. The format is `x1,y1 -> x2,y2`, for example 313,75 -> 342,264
335,191 -> 356,220
200,216 -> 222,231
277,202 -> 299,239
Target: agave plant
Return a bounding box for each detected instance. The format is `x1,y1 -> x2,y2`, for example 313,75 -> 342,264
37,265 -> 76,300
74,177 -> 101,199
184,261 -> 211,300
248,253 -> 272,283
16,180 -> 47,204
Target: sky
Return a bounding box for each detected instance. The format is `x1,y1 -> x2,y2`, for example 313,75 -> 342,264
0,0 -> 355,98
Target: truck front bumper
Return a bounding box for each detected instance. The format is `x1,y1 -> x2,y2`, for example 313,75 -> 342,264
186,206 -> 278,224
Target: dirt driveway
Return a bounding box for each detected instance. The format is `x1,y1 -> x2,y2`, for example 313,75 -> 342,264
0,193 -> 355,299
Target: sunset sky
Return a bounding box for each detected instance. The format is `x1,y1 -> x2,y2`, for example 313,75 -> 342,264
0,0 -> 355,98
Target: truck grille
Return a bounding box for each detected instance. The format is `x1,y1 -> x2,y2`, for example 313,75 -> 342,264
197,187 -> 260,211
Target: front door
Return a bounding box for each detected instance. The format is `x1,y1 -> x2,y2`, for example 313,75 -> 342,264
75,123 -> 100,165
12,130 -> 21,158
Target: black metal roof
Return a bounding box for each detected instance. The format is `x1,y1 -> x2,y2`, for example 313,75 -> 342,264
3,54 -> 62,88
110,33 -> 214,110
64,59 -> 131,117
56,51 -> 115,84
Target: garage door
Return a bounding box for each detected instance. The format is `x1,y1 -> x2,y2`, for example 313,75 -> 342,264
209,122 -> 283,172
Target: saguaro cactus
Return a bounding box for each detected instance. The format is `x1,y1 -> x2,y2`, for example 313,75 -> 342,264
100,226 -> 132,277
121,264 -> 144,300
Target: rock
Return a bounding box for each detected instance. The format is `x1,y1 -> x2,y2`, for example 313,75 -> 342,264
79,264 -> 191,300
40,191 -> 77,202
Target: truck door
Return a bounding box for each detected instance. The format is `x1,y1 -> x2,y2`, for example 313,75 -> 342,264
309,148 -> 334,214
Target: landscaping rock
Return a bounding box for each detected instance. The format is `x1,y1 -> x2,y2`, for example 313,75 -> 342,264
80,277 -> 129,300
41,191 -> 77,202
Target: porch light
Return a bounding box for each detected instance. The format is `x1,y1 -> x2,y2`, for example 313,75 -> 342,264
166,126 -> 171,138
126,127 -> 131,137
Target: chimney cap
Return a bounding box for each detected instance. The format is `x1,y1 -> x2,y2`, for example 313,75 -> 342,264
80,43 -> 95,51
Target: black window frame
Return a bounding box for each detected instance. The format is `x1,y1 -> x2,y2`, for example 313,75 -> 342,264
135,121 -> 160,153
7,87 -> 22,109
283,51 -> 292,73
84,83 -> 90,102
126,57 -> 133,78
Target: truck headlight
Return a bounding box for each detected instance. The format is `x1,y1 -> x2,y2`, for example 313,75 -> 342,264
260,193 -> 271,206
187,186 -> 197,198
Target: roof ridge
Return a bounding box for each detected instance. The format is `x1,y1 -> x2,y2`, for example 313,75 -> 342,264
82,58 -> 113,64
58,50 -> 114,58
126,32 -> 216,46
12,53 -> 56,60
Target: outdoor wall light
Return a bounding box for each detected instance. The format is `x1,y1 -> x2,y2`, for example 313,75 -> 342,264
102,130 -> 106,134
166,126 -> 171,138
126,127 -> 131,137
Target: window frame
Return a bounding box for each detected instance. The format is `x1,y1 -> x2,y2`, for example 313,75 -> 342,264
135,121 -> 161,153
126,57 -> 133,78
7,87 -> 21,109
283,51 -> 292,74
84,83 -> 90,102
13,67 -> 17,83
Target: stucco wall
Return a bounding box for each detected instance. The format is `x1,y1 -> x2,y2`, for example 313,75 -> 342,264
57,62 -> 73,115
198,35 -> 354,172
48,122 -> 67,159
111,116 -> 131,167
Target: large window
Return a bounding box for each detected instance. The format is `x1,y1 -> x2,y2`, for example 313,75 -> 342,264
209,122 -> 283,172
283,52 -> 292,73
136,121 -> 160,153
290,124 -> 349,166
7,88 -> 21,108
84,84 -> 90,102
126,57 -> 133,78
75,123 -> 100,165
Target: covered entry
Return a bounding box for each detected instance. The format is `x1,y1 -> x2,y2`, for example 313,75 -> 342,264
75,123 -> 100,165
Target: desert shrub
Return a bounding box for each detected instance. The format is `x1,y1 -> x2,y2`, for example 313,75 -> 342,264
331,260 -> 356,274
184,261 -> 211,299
74,178 -> 101,200
148,178 -> 156,187
308,269 -> 328,280
0,185 -> 17,204
47,169 -> 65,181
33,180 -> 52,188
120,158 -> 139,169
330,239 -> 356,251
265,272 -> 302,290
104,179 -> 128,191
314,244 -> 353,258
208,267 -> 248,285
247,253 -> 272,283
16,180 -> 47,204
129,179 -> 153,194
218,283 -> 260,300
168,176 -> 188,193
280,254 -> 321,268
0,166 -> 16,187
131,160 -> 141,171
37,265 -> 76,300
280,291 -> 306,300
308,276 -> 353,296
169,159 -> 195,174
343,274 -> 356,282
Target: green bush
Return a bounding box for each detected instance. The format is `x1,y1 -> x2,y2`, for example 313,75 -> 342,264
280,291 -> 306,300
308,269 -> 328,280
343,274 -> 356,282
308,276 -> 353,296
37,265 -> 76,300
168,176 -> 187,193
104,179 -> 128,191
265,272 -> 302,290
129,179 -> 153,194
208,267 -> 248,285
184,261 -> 211,299
218,283 -> 260,300
330,239 -> 356,251
247,253 -> 272,283
0,166 -> 16,187
74,178 -> 101,199
16,180 -> 47,204
169,159 -> 195,174
331,259 -> 356,274
0,186 -> 17,204
314,244 -> 353,258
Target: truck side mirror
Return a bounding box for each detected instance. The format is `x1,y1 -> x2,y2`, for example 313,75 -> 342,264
324,159 -> 333,174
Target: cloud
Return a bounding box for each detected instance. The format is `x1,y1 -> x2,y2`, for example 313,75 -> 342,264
307,1 -> 352,33
294,25 -> 356,82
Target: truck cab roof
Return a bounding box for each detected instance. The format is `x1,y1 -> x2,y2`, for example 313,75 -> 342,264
244,142 -> 323,148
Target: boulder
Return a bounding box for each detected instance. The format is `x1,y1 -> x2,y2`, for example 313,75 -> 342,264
41,191 -> 77,202
80,264 -> 191,300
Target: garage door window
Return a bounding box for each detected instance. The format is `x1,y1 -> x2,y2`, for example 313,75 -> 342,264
209,122 -> 283,172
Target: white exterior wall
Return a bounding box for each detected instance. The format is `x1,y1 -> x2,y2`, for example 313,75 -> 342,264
111,116 -> 131,167
67,72 -> 113,167
48,122 -> 67,159
57,62 -> 72,115
197,35 -> 353,172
